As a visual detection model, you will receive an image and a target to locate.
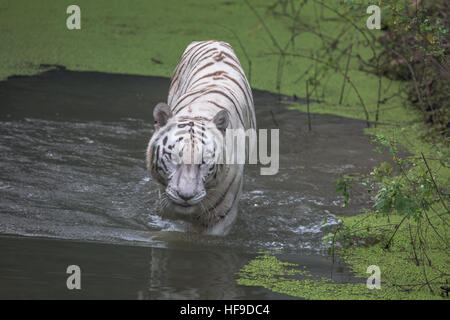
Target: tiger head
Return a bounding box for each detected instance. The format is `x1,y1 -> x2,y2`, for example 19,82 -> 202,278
146,102 -> 229,214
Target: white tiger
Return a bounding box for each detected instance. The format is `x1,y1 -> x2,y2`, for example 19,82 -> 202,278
146,40 -> 256,235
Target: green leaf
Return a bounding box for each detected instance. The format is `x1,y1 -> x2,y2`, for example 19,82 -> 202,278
393,197 -> 417,217
375,198 -> 392,213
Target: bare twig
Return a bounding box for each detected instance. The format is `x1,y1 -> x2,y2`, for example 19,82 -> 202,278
339,42 -> 353,105
306,80 -> 311,131
391,49 -> 428,122
384,215 -> 408,250
408,222 -> 420,265
312,0 -> 377,58
244,0 -> 283,53
421,152 -> 450,214
265,51 -> 371,126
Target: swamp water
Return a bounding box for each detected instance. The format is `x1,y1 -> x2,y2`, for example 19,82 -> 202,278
0,68 -> 390,299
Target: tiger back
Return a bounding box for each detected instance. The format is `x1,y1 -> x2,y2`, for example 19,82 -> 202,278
168,40 -> 256,131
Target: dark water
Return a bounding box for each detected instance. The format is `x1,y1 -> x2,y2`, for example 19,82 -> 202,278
0,67 -> 390,299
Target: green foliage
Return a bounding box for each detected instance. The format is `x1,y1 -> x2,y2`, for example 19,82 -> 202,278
380,1 -> 449,135
330,132 -> 449,298
381,1 -> 449,59
337,133 -> 447,223
334,175 -> 353,207
338,132 -> 447,222
369,134 -> 445,221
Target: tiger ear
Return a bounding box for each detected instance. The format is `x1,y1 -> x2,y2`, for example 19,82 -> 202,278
153,102 -> 171,130
213,110 -> 229,133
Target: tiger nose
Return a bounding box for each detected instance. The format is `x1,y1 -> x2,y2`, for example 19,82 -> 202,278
177,191 -> 195,201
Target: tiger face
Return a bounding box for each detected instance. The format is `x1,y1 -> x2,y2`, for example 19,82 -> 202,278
147,103 -> 229,213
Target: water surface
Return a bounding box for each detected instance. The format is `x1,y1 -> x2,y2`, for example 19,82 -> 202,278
0,67 -> 390,299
